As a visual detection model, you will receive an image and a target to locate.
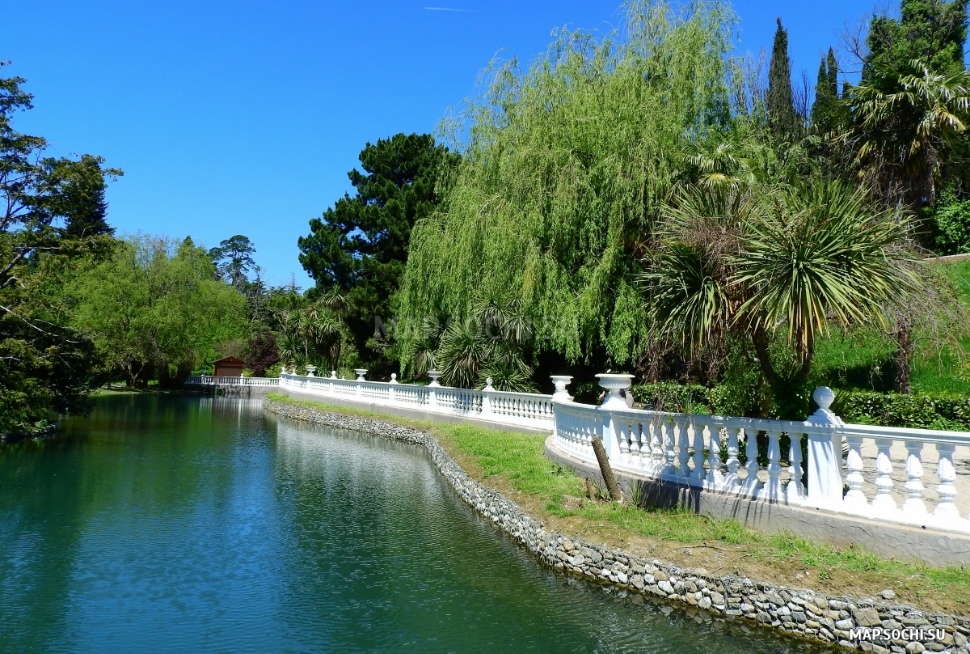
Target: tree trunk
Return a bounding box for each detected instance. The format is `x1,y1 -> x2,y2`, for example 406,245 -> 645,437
591,437 -> 622,503
894,319 -> 913,394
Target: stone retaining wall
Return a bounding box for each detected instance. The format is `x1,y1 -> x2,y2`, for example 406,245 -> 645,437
264,399 -> 970,653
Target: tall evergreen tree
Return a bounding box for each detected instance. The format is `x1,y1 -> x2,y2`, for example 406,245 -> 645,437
866,0 -> 969,77
298,133 -> 457,374
767,18 -> 797,141
810,48 -> 841,134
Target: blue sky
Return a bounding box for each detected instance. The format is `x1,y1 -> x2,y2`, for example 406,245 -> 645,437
7,0 -> 878,289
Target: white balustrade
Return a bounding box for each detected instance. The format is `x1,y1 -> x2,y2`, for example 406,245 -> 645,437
185,375 -> 281,387
275,371 -> 557,430
547,376 -> 970,536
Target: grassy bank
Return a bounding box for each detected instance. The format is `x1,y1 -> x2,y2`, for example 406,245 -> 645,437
266,392 -> 970,615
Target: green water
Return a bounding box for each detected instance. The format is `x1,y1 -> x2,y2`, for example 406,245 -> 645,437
0,396 -> 826,653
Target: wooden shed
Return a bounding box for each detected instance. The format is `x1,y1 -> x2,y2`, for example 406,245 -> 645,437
213,356 -> 246,377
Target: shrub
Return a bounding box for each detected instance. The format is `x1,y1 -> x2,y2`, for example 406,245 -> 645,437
832,390 -> 970,431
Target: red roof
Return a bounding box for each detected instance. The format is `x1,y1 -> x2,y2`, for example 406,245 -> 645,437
212,356 -> 246,365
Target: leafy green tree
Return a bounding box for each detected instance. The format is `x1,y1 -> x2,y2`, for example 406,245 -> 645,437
0,65 -> 121,432
72,236 -> 248,387
208,234 -> 256,288
397,1 -> 733,375
866,0 -> 968,78
298,133 -> 457,373
767,18 -> 798,141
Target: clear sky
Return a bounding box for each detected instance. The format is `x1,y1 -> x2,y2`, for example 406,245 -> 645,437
7,0 -> 879,289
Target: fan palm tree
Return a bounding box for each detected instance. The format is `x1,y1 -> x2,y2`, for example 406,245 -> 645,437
846,59 -> 970,212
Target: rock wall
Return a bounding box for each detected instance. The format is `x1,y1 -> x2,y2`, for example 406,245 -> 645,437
264,399 -> 970,653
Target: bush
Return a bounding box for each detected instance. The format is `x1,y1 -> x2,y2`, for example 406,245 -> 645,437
832,390 -> 970,431
630,383 -> 711,413
930,192 -> 970,255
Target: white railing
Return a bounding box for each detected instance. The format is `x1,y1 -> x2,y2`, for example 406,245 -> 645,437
185,375 -> 280,387
552,375 -> 970,536
277,368 -> 559,430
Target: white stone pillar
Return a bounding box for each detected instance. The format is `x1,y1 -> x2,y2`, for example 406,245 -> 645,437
481,377 -> 494,417
389,373 -> 398,403
804,387 -> 844,507
595,373 -> 634,459
428,371 -> 441,408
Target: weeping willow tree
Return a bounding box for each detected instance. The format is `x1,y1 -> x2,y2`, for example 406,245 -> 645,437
397,0 -> 738,376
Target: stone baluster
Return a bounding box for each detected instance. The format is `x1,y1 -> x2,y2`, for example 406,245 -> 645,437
785,431 -> 804,502
763,429 -> 782,499
706,425 -> 723,487
691,421 -> 706,482
662,421 -> 677,476
843,434 -> 867,509
743,430 -> 761,494
677,419 -> 691,478
306,365 -> 317,378
725,427 -> 742,487
649,421 -> 664,471
935,444 -> 959,519
902,440 -> 927,517
871,438 -> 896,514
628,420 -> 641,463
618,418 -> 631,462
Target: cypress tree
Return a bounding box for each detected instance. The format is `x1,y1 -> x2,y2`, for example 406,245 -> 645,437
767,18 -> 796,141
810,47 -> 840,134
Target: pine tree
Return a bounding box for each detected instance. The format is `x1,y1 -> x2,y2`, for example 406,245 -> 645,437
767,18 -> 797,141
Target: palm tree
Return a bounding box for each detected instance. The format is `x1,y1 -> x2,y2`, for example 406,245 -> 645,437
845,59 -> 970,213
643,180 -> 918,415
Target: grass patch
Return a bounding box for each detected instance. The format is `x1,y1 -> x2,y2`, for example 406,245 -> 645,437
266,392 -> 970,612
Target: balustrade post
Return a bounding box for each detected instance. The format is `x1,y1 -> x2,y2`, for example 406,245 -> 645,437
354,369 -> 367,398
902,440 -> 927,517
595,373 -> 634,460
306,365 -> 317,378
481,377 -> 494,417
785,432 -> 805,502
935,444 -> 959,519
872,438 -> 897,515
389,373 -> 398,403
428,371 -> 441,410
804,387 -> 844,507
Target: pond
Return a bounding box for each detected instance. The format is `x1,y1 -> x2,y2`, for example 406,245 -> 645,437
0,395 -> 828,653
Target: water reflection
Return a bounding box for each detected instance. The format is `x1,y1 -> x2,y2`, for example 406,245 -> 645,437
0,396 -> 831,653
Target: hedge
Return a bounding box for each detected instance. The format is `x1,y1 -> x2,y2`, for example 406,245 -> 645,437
832,390 -> 970,432
629,383 -> 970,432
